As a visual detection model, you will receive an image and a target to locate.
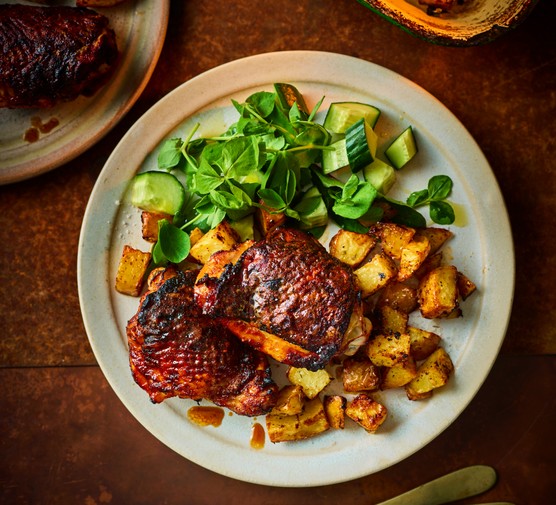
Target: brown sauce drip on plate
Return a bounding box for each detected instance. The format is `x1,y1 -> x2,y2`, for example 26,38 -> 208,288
24,116 -> 60,143
187,406 -> 225,427
250,422 -> 265,450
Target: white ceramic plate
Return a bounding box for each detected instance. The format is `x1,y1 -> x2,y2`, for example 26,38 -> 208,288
0,0 -> 169,185
78,51 -> 514,487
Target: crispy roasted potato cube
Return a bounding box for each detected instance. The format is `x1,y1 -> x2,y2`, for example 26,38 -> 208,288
377,305 -> 408,335
398,235 -> 431,281
323,395 -> 347,429
266,397 -> 330,442
371,222 -> 415,259
354,252 -> 397,298
286,367 -> 332,399
376,282 -> 418,314
188,221 -> 240,264
408,326 -> 441,361
405,347 -> 454,400
345,394 -> 388,433
115,245 -> 151,296
189,227 -> 204,247
366,332 -> 411,367
141,211 -> 173,243
329,229 -> 376,267
342,355 -> 381,392
271,385 -> 305,416
382,357 -> 418,389
457,271 -> 477,300
414,227 -> 453,254
256,203 -> 287,236
414,251 -> 444,279
417,265 -> 459,319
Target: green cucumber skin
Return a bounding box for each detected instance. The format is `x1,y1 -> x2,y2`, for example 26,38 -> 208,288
324,102 -> 381,133
345,119 -> 377,173
385,126 -> 418,170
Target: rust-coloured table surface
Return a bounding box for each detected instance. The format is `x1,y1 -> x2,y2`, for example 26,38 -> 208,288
1,1 -> 554,504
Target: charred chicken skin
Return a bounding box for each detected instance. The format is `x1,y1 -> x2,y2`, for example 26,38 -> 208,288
195,227 -> 362,371
0,5 -> 118,108
126,268 -> 278,417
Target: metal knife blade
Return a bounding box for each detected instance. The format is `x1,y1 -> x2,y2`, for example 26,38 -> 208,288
376,465 -> 497,505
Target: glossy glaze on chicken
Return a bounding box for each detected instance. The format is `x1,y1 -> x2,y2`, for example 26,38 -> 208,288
127,269 -> 278,417
195,227 -> 361,371
0,5 -> 118,108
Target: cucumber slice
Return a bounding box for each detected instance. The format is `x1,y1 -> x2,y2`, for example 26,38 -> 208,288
364,158 -> 397,194
129,171 -> 186,215
323,102 -> 381,133
345,118 -> 378,173
321,138 -> 349,174
385,126 -> 418,169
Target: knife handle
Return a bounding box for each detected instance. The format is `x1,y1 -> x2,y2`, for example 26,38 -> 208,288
377,465 -> 497,505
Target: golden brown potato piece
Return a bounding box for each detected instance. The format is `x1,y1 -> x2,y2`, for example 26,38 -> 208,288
398,235 -> 431,282
408,326 -> 441,361
405,347 -> 454,400
141,211 -> 173,243
376,282 -> 418,314
377,305 -> 409,335
414,251 -> 444,279
342,355 -> 381,392
329,229 -> 376,267
457,271 -> 477,300
382,357 -> 418,389
354,252 -> 398,298
414,227 -> 453,254
115,245 -> 151,296
266,397 -> 330,442
366,332 -> 411,368
323,395 -> 347,429
286,367 -> 332,399
188,220 -> 240,264
271,385 -> 305,416
371,222 -> 415,260
345,394 -> 387,433
189,227 -> 204,247
417,265 -> 459,319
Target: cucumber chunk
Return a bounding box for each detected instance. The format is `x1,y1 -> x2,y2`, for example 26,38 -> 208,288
385,126 -> 418,170
323,102 -> 381,133
364,158 -> 397,194
129,171 -> 186,215
322,138 -> 350,174
345,118 -> 378,173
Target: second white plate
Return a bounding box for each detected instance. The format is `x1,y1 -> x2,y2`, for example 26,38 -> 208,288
0,0 -> 169,185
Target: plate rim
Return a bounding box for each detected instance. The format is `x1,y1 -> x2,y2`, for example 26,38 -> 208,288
78,50 -> 515,487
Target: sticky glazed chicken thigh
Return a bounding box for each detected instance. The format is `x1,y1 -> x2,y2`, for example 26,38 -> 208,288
0,5 -> 118,108
126,269 -> 278,416
195,227 -> 366,371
